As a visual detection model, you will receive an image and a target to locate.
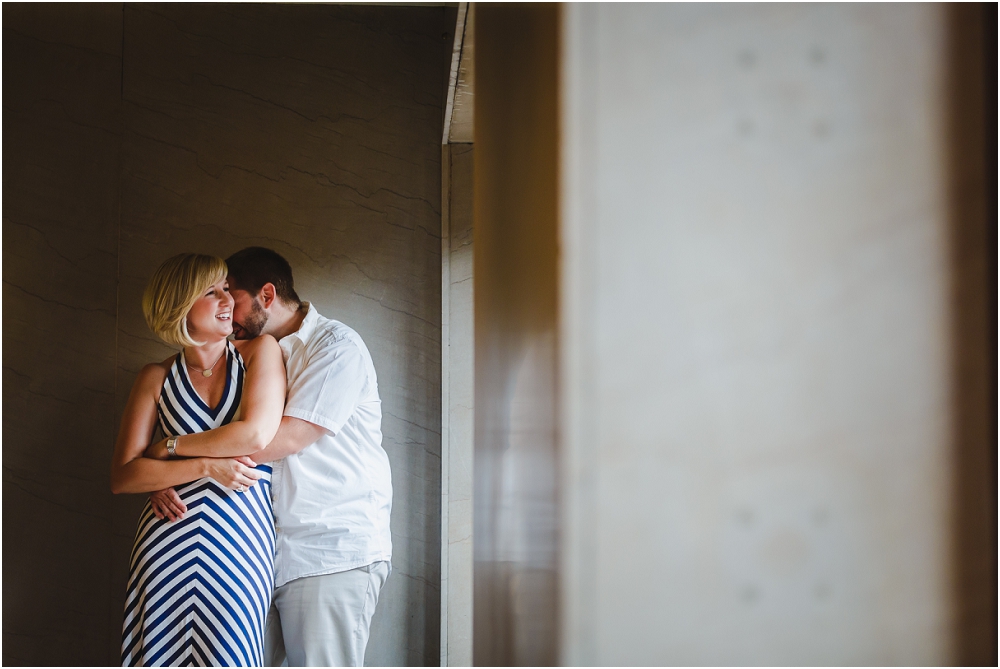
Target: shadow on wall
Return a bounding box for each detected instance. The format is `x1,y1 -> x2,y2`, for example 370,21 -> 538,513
3,4 -> 454,666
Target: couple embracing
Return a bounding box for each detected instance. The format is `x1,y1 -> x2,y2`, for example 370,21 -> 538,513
111,247 -> 392,667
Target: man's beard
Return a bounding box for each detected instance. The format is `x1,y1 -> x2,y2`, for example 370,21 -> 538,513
234,298 -> 268,339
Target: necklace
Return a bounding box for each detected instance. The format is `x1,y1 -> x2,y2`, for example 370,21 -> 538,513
186,347 -> 226,378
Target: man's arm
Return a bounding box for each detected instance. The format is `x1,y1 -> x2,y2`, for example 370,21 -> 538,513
248,415 -> 327,464
252,337 -> 367,463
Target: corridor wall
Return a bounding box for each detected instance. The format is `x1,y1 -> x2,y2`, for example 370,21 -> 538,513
4,4 -> 454,665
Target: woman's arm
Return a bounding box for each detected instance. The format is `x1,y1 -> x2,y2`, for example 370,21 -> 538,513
110,363 -> 261,494
147,335 -> 286,459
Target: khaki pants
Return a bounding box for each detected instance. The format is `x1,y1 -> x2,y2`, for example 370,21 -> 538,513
265,561 -> 390,667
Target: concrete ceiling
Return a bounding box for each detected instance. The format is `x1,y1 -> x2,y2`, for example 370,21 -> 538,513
444,2 -> 473,143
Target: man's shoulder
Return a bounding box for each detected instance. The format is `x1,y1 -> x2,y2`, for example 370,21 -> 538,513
295,310 -> 379,391
308,311 -> 367,352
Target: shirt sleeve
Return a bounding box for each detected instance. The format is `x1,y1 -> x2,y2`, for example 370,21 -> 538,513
283,336 -> 369,436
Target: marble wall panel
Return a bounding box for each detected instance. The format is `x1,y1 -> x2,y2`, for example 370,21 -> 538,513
2,4 -> 122,666
113,5 -> 453,665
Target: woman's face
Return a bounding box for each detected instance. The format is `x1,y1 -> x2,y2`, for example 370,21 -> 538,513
186,278 -> 234,343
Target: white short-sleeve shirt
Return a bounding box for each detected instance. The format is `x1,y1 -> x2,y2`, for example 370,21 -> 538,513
271,303 -> 392,587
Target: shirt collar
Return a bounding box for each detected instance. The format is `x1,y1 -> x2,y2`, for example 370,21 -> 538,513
281,301 -> 319,345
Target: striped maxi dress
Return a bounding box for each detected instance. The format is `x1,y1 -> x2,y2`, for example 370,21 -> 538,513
122,341 -> 274,667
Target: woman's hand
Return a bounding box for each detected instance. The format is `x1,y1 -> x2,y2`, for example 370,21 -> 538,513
203,456 -> 262,491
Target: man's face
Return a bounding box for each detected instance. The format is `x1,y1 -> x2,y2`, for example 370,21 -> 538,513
229,285 -> 268,340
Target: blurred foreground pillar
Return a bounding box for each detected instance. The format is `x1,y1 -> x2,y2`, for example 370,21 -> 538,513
473,4 -> 560,666
474,3 -> 994,665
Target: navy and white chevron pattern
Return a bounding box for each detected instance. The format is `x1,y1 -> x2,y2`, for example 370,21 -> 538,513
122,342 -> 275,667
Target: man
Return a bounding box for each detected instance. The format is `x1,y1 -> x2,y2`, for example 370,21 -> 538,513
150,247 -> 392,667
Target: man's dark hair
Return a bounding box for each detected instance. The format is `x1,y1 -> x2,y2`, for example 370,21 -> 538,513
225,247 -> 301,306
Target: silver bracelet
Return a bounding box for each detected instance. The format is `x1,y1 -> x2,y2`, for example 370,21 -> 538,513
166,436 -> 178,457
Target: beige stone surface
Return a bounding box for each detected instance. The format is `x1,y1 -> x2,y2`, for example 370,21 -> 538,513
560,3 -> 956,665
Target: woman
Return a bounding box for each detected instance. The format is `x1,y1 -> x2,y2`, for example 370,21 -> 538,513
111,253 -> 286,667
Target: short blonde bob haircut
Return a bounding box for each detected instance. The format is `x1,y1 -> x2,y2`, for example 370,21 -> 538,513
142,253 -> 227,348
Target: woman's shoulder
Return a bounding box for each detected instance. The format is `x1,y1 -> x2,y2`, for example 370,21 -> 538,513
134,357 -> 173,393
233,334 -> 280,360
145,356 -> 175,376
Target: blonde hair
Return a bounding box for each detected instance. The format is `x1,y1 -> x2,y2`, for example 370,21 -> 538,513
142,253 -> 228,348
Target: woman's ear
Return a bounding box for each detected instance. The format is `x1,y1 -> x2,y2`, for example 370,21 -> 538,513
259,282 -> 277,309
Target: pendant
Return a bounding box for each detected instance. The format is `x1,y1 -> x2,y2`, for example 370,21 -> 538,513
202,369 -> 213,378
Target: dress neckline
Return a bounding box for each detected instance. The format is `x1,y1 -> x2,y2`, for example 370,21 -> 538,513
178,341 -> 235,417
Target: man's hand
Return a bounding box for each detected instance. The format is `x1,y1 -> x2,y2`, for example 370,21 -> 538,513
149,456 -> 258,522
150,488 -> 187,522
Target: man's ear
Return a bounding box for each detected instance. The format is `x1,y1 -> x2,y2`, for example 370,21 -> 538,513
259,282 -> 277,309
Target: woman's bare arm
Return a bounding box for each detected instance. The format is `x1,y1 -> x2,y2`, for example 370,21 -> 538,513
110,363 -> 241,493
146,335 -> 286,459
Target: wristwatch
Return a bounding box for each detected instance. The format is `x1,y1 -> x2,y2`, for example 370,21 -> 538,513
166,436 -> 179,457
